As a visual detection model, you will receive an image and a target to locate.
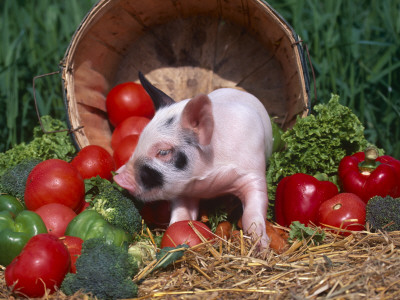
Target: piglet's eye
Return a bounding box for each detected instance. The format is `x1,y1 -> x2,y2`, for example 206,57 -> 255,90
157,149 -> 172,157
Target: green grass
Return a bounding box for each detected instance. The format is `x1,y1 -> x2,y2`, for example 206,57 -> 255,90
268,0 -> 400,156
1,0 -> 399,157
0,0 -> 97,152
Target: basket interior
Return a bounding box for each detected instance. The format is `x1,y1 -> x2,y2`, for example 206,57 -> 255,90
63,0 -> 309,154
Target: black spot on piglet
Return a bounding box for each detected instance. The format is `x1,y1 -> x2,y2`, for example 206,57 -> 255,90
174,151 -> 188,170
165,116 -> 175,127
139,165 -> 164,190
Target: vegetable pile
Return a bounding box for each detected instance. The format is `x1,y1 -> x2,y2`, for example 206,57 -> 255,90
266,94 -> 370,210
106,82 -> 154,168
0,84 -> 186,299
268,94 -> 400,238
1,90 -> 400,299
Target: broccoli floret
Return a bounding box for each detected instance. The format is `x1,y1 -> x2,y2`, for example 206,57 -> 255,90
0,158 -> 42,204
61,238 -> 139,300
86,176 -> 142,235
366,196 -> 400,232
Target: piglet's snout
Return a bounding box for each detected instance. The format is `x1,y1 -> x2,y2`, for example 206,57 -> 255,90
113,166 -> 137,195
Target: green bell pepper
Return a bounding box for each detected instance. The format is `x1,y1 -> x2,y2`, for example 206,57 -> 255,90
65,209 -> 132,247
0,194 -> 24,216
0,210 -> 47,266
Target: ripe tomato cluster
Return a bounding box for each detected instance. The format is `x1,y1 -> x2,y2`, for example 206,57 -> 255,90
4,81 -> 159,298
5,144 -> 115,298
106,82 -> 155,168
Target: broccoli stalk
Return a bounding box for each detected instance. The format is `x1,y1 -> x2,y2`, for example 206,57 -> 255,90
85,176 -> 142,235
61,238 -> 139,300
366,195 -> 400,231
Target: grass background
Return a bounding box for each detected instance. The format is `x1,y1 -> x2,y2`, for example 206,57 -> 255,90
0,0 -> 399,157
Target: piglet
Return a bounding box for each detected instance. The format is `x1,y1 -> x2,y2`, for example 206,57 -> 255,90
113,72 -> 273,249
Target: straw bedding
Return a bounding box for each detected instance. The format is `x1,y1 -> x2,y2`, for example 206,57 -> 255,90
134,229 -> 400,300
2,227 -> 399,299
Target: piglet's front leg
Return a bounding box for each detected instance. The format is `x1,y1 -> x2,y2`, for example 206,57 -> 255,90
236,174 -> 270,249
169,198 -> 200,225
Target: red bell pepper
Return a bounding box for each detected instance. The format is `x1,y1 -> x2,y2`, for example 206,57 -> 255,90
274,173 -> 338,227
338,147 -> 400,203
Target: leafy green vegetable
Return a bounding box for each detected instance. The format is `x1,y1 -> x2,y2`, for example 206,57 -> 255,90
267,95 -> 370,218
0,116 -> 76,175
289,221 -> 325,245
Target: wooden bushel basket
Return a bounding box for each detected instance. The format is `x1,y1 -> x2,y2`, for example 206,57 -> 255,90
61,0 -> 310,154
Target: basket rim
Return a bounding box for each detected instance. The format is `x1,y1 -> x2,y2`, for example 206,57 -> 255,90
261,1 -> 311,114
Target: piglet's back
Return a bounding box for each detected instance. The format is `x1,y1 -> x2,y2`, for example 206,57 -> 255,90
207,88 -> 273,160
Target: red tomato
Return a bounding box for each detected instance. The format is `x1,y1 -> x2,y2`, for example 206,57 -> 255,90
113,134 -> 139,169
61,236 -> 83,273
25,159 -> 85,213
317,193 -> 366,236
71,145 -> 115,180
35,203 -> 77,237
106,82 -> 155,127
5,233 -> 71,298
140,200 -> 171,229
161,220 -> 214,248
111,116 -> 150,150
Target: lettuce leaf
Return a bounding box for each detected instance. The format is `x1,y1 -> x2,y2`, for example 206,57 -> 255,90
0,116 -> 76,175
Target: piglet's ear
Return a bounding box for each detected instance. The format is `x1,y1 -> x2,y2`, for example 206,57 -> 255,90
181,94 -> 214,146
139,71 -> 175,110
